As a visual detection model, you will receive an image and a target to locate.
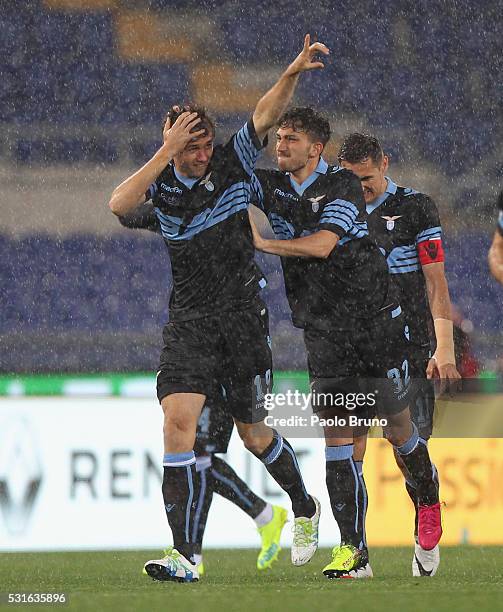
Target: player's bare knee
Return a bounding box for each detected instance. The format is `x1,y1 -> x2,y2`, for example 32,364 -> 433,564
235,421 -> 271,455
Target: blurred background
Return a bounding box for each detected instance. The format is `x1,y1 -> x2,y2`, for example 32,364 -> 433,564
1,0 -> 502,377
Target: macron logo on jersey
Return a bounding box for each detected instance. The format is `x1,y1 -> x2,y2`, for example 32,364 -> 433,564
274,188 -> 298,202
160,183 -> 183,194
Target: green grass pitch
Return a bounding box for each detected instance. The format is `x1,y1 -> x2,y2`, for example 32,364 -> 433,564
2,547 -> 502,612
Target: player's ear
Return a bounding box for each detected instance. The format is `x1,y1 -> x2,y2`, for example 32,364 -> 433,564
310,141 -> 324,158
382,155 -> 389,173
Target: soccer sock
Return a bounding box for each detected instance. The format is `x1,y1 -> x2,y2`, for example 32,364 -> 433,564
354,460 -> 368,550
254,503 -> 273,527
258,430 -> 315,518
211,455 -> 267,519
325,445 -> 361,548
394,425 -> 439,506
405,479 -> 419,538
191,455 -> 215,556
162,452 -> 197,562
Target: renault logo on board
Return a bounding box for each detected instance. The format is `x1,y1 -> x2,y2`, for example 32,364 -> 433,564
0,417 -> 43,536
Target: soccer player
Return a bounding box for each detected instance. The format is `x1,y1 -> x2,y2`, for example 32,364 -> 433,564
338,132 -> 461,577
488,190 -> 503,284
249,107 -> 442,579
119,204 -> 288,573
108,36 -> 327,583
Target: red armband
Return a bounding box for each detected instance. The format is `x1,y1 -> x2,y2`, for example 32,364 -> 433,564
417,238 -> 445,265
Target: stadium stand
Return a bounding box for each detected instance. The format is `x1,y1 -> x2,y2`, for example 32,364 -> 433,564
1,0 -> 502,373
0,232 -> 500,373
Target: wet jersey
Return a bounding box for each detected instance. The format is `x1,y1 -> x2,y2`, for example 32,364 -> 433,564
145,120 -> 266,321
251,159 -> 395,330
365,178 -> 445,347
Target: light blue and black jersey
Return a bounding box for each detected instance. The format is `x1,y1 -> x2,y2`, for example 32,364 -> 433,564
365,179 -> 444,347
251,161 -> 394,329
143,120 -> 267,321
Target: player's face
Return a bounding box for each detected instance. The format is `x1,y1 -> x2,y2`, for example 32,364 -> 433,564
275,127 -> 320,173
340,156 -> 389,203
175,134 -> 214,178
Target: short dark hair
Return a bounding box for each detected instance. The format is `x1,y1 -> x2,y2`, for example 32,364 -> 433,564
163,104 -> 215,138
338,133 -> 384,165
277,107 -> 331,147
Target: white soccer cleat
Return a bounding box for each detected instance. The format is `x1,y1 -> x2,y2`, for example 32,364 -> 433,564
291,496 -> 321,566
144,547 -> 199,583
412,541 -> 440,577
346,562 -> 374,579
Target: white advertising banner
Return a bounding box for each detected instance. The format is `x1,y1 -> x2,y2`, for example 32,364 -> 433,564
0,398 -> 334,551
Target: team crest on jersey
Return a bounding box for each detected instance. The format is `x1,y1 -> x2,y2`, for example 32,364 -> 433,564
382,215 -> 402,231
308,194 -> 326,212
200,172 -> 214,191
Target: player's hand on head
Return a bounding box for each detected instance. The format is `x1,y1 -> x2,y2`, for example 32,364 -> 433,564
286,34 -> 329,76
163,109 -> 206,155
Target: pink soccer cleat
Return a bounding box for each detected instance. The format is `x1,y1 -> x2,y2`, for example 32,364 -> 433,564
418,502 -> 443,551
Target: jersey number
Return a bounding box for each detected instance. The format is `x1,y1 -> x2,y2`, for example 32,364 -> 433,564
387,360 -> 410,394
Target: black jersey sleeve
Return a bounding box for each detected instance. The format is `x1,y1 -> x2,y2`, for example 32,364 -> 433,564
497,190 -> 503,236
317,170 -> 365,239
412,194 -> 445,265
250,170 -> 267,212
413,194 -> 442,244
118,202 -> 161,234
224,119 -> 268,177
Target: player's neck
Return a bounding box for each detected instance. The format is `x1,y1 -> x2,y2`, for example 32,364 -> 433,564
368,178 -> 389,204
289,157 -> 320,186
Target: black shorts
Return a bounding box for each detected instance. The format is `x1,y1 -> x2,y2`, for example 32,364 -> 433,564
194,384 -> 234,455
156,301 -> 272,424
408,344 -> 435,440
304,307 -> 412,418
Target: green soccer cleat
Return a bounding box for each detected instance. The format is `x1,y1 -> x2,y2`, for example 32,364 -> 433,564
291,496 -> 321,566
143,547 -> 199,583
322,544 -> 373,579
257,505 -> 288,570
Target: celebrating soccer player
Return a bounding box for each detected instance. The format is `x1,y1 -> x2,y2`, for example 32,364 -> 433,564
118,206 -> 288,574
488,190 -> 503,285
108,36 -> 328,583
250,107 -> 442,579
338,133 -> 461,576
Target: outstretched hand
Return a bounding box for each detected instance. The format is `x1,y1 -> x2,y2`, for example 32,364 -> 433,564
286,34 -> 330,77
162,106 -> 206,156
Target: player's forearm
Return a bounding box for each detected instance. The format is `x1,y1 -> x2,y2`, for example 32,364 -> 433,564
426,275 -> 456,361
256,232 -> 338,259
252,70 -> 300,138
426,275 -> 452,321
488,233 -> 503,284
108,144 -> 173,216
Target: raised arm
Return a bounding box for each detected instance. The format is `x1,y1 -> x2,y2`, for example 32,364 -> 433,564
118,202 -> 160,233
252,35 -> 329,141
108,111 -> 205,216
